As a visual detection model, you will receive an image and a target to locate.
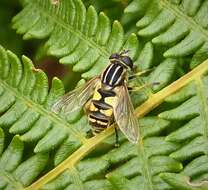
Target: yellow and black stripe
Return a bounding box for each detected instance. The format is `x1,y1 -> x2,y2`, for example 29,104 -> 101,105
88,88 -> 116,134
88,61 -> 127,135
101,62 -> 125,87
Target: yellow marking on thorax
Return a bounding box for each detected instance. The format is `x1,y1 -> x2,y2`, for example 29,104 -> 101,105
92,84 -> 102,100
88,84 -> 102,112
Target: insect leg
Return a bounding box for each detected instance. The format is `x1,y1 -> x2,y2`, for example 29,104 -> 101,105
129,68 -> 154,80
86,129 -> 94,138
85,100 -> 93,139
114,127 -> 119,147
128,82 -> 160,92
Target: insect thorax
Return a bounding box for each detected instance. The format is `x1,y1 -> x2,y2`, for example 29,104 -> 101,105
101,62 -> 127,87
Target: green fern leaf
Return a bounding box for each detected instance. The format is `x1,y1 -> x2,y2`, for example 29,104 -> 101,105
1,44 -> 208,189
125,0 -> 208,68
2,0 -> 208,189
158,75 -> 208,189
161,173 -> 208,190
12,0 -> 139,79
0,44 -> 85,189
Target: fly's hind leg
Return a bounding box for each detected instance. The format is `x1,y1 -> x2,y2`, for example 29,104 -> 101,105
114,127 -> 119,147
86,129 -> 94,138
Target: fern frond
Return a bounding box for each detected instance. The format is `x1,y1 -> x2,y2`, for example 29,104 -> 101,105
157,74 -> 208,189
12,0 -> 139,79
2,0 -> 208,188
161,173 -> 208,189
12,0 -> 188,99
1,44 -> 208,189
0,44 -> 89,188
0,132 -> 49,188
125,0 -> 208,68
27,60 -> 208,189
0,44 -> 85,154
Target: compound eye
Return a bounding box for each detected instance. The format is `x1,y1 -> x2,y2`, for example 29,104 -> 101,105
109,53 -> 119,59
122,56 -> 133,69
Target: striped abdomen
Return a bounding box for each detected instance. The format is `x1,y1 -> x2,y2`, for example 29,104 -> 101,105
101,62 -> 126,87
88,87 -> 117,134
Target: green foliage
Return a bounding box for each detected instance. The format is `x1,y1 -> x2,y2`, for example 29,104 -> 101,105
124,0 -> 208,69
12,0 -> 138,79
0,47 -> 208,190
0,0 -> 208,190
0,1 -> 23,55
0,45 -> 84,188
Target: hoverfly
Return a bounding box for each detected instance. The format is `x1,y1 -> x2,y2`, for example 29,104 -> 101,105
52,50 -> 139,144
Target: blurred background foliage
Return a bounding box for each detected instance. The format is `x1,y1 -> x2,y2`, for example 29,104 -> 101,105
0,0 -> 23,56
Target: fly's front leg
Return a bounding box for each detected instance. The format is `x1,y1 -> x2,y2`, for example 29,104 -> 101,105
127,68 -> 158,92
128,82 -> 160,92
128,68 -> 154,80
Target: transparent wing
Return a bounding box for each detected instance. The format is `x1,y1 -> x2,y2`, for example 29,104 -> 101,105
113,84 -> 139,143
52,77 -> 100,114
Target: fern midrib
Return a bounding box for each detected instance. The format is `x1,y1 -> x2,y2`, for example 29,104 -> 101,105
135,60 -> 208,117
0,168 -> 23,190
0,79 -> 87,143
25,60 -> 208,189
195,77 -> 208,154
24,126 -> 115,190
32,1 -> 110,57
161,0 -> 208,40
